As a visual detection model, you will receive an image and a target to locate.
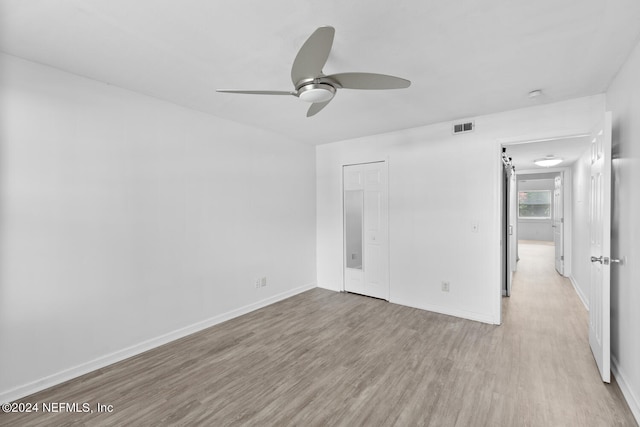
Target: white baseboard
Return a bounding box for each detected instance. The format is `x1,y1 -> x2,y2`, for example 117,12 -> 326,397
316,282 -> 342,292
390,297 -> 498,325
612,355 -> 640,425
319,283 -> 498,325
0,282 -> 316,404
569,275 -> 589,310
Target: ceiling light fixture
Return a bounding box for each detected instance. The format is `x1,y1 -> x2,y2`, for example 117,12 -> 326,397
297,83 -> 336,103
534,155 -> 563,167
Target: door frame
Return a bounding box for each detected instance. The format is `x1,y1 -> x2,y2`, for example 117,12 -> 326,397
500,157 -> 517,298
496,133 -> 586,323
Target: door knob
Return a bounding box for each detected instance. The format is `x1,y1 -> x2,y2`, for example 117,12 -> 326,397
591,256 -> 625,265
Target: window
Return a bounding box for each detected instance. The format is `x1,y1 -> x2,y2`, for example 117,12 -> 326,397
518,190 -> 551,219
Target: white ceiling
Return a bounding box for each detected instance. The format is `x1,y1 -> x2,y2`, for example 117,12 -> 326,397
1,0 -> 639,145
504,135 -> 592,171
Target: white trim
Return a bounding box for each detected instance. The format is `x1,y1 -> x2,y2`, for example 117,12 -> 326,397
612,355 -> 640,425
317,282 -> 342,292
497,131 -> 591,147
517,166 -> 572,175
561,169 -> 573,277
495,143 -> 505,325
314,288 -> 499,324
569,275 -> 589,310
0,282 -> 316,404
391,297 -> 499,325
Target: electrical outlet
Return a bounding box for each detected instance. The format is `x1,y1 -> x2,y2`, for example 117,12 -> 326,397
261,277 -> 267,287
441,281 -> 450,292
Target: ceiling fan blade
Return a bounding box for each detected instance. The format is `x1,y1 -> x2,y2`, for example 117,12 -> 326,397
327,72 -> 411,90
307,99 -> 332,117
217,90 -> 296,96
291,26 -> 335,85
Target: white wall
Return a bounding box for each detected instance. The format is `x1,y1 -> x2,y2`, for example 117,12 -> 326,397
605,37 -> 640,422
317,95 -> 605,325
517,178 -> 556,241
0,54 -> 317,401
570,148 -> 591,308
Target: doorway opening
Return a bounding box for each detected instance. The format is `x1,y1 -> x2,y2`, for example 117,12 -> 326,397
517,171 -> 564,275
499,113 -> 614,384
500,133 -> 592,302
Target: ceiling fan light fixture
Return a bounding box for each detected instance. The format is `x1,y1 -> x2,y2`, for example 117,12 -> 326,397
297,83 -> 336,103
533,155 -> 563,167
217,26 -> 410,116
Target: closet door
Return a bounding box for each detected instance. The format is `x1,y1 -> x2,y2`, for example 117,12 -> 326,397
343,161 -> 389,300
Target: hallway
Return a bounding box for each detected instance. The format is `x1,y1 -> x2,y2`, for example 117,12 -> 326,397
501,240 -> 635,425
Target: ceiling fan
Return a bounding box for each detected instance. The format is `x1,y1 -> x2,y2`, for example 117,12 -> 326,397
217,26 -> 411,117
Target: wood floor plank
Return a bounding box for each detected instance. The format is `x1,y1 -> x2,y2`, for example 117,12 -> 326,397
1,241 -> 637,426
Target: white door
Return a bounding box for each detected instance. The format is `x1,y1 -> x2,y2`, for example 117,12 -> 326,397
343,161 -> 389,300
505,167 -> 517,296
553,175 -> 564,275
589,111 -> 612,383
509,171 -> 517,276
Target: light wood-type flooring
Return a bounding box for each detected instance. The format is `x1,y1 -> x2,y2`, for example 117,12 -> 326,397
1,241 -> 637,426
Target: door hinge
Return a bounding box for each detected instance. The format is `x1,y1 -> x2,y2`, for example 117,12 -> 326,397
560,256 -> 564,261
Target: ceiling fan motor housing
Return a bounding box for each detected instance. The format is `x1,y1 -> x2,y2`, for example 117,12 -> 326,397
297,82 -> 336,103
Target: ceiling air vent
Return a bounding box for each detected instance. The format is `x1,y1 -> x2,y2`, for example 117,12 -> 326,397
453,121 -> 474,134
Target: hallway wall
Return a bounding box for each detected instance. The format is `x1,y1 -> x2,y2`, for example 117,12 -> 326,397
570,149 -> 592,308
